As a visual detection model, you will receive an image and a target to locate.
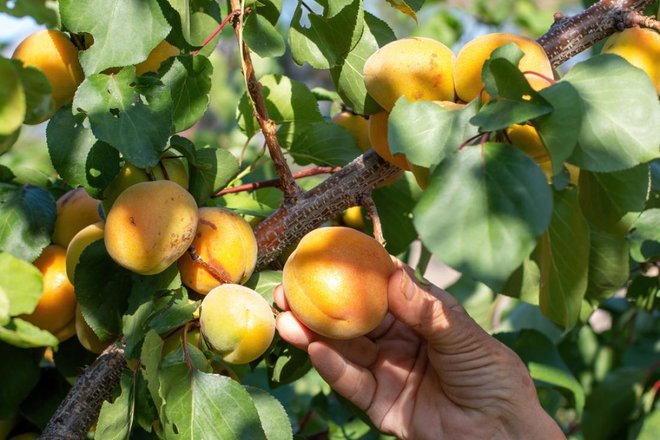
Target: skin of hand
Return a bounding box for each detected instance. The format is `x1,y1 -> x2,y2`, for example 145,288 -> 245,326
274,259 -> 566,440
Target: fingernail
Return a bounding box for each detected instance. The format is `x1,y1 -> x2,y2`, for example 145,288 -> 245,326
400,271 -> 416,300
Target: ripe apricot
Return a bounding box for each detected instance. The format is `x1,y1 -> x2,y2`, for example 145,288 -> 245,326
454,33 -> 554,102
602,28 -> 660,94
283,226 -> 394,339
52,188 -> 102,248
12,29 -> 84,109
331,111 -> 371,152
364,37 -> 455,112
135,40 -> 180,75
178,207 -> 258,294
21,245 -> 77,336
65,222 -> 104,283
369,112 -> 412,170
104,180 -> 198,275
199,284 -> 276,364
342,206 -> 365,230
75,305 -> 111,353
506,124 -> 552,180
53,319 -> 76,342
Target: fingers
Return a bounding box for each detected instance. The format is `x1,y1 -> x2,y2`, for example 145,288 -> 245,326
308,341 -> 377,412
272,284 -> 288,311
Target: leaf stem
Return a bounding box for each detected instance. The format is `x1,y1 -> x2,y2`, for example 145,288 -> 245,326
214,166 -> 341,197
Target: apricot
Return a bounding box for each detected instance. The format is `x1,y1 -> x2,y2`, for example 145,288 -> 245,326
12,29 -> 84,109
21,245 -> 77,336
135,40 -> 180,75
602,28 -> 660,94
282,226 -> 394,339
162,327 -> 203,358
53,319 -> 76,342
364,37 -> 455,112
199,284 -> 276,364
454,33 -> 554,102
75,305 -> 111,353
178,207 -> 258,294
506,124 -> 552,181
342,206 -> 365,230
369,112 -> 412,170
150,151 -> 189,188
65,222 -> 104,283
331,111 -> 371,152
52,188 -> 102,248
104,180 -> 198,275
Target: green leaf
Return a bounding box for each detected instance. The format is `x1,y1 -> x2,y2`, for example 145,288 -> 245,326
628,208 -> 660,262
0,287 -> 8,325
60,0 -> 171,75
75,241 -> 133,340
414,144 -> 553,290
163,0 -> 222,53
626,274 -> 658,312
160,56 -> 213,132
0,58 -> 25,136
496,330 -> 585,416
585,229 -> 630,303
637,409 -> 660,440
330,12 -> 395,115
13,61 -> 56,125
159,368 -> 267,439
96,372 -> 135,440
244,13 -> 286,58
142,330 -> 164,409
0,318 -> 58,348
536,189 -> 590,330
73,68 -> 173,168
470,58 -> 553,132
0,252 -> 42,316
564,55 -> 660,172
0,0 -> 59,26
246,386 -> 293,440
480,43 -> 525,97
244,271 -> 282,304
285,121 -> 361,166
578,165 -> 650,236
389,98 -> 479,167
189,147 -> 240,205
149,289 -> 198,334
385,0 -> 424,21
0,184 -> 56,262
0,341 -> 41,419
267,340 -> 311,388
535,81 -> 582,175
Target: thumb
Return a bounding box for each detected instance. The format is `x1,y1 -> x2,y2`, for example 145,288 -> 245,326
387,267 -> 477,348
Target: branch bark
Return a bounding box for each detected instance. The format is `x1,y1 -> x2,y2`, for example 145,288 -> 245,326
42,1 -> 655,437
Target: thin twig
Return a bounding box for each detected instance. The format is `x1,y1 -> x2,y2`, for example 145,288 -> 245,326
362,196 -> 385,246
187,246 -> 234,284
192,9 -> 245,56
214,166 -> 341,197
618,11 -> 660,31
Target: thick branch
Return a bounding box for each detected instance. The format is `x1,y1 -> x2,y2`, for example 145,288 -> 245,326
40,344 -> 126,439
229,0 -> 302,201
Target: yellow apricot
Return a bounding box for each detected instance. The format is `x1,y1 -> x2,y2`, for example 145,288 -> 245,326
178,207 -> 258,294
342,206 -> 365,230
199,284 -> 276,364
506,124 -> 553,181
104,180 -> 198,275
331,111 -> 371,152
454,33 -> 554,102
602,28 -> 660,94
12,29 -> 84,109
21,245 -> 77,336
52,188 -> 102,248
369,112 -> 412,171
135,40 -> 180,75
53,319 -> 76,342
364,37 -> 455,112
75,305 -> 111,354
283,226 -> 394,339
150,151 -> 189,189
65,222 -> 104,283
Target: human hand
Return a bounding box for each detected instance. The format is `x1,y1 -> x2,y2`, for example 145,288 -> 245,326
274,259 -> 565,439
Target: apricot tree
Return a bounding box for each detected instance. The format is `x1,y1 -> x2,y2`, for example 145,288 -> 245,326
0,0 -> 659,439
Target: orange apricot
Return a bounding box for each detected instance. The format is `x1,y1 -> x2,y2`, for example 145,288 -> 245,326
199,284 -> 276,364
135,40 -> 180,75
65,222 -> 104,283
52,188 -> 102,248
369,112 -> 412,171
364,37 -> 455,111
104,180 -> 198,275
282,226 -> 394,339
602,27 -> 660,94
331,111 -> 371,152
12,29 -> 84,109
178,207 -> 258,294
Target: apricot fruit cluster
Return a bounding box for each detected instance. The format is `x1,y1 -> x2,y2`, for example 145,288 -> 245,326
282,226 -> 395,339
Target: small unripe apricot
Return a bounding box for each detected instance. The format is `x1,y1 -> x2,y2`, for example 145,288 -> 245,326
342,206 -> 365,230
52,188 -> 102,248
364,37 -> 455,111
66,222 -> 104,283
178,207 -> 258,294
199,284 -> 276,364
369,112 -> 412,170
331,112 -> 371,152
75,305 -> 112,354
135,40 -> 180,75
454,33 -> 554,102
283,227 -> 394,339
105,180 -> 198,275
602,28 -> 660,94
12,29 -> 84,109
22,245 -> 77,336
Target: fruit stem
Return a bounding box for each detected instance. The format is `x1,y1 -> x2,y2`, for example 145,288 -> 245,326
214,166 -> 341,197
362,196 -> 385,246
187,246 -> 234,284
522,70 -> 557,86
458,132 -> 487,151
